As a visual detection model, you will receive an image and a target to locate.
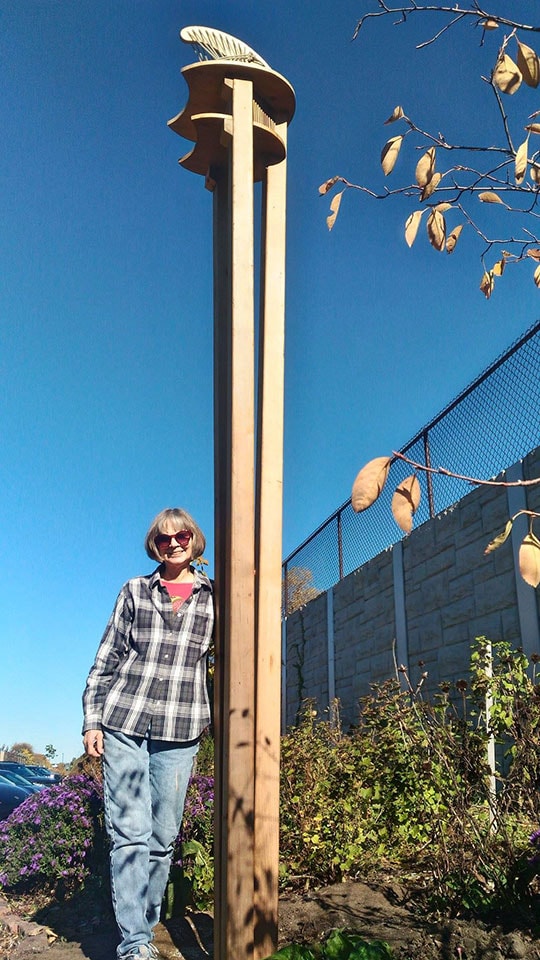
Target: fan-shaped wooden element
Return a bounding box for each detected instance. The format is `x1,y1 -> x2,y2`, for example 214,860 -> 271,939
180,26 -> 271,69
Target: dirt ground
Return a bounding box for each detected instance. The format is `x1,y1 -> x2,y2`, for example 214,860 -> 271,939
3,880 -> 540,960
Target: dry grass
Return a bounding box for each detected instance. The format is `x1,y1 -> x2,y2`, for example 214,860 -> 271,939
0,919 -> 21,958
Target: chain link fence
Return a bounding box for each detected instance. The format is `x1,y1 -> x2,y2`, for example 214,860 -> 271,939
283,320 -> 540,615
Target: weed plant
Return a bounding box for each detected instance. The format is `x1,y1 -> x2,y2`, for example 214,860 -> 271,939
266,928 -> 393,959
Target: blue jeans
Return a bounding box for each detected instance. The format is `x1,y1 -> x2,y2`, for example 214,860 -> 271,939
102,727 -> 199,958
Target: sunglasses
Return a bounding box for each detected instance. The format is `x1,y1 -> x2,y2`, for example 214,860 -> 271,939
155,530 -> 192,550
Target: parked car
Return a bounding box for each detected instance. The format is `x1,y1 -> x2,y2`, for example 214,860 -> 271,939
0,761 -> 60,786
0,770 -> 43,793
0,773 -> 35,796
23,764 -> 62,784
0,780 -> 31,820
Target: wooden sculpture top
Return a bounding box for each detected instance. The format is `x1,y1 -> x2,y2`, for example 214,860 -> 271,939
168,26 -> 295,182
179,26 -> 271,69
169,26 -> 295,143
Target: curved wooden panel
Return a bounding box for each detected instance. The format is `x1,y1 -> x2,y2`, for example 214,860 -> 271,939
168,60 -> 295,143
178,113 -> 286,182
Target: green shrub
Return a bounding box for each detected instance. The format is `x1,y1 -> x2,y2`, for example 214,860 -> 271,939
279,643 -> 540,918
280,707 -> 372,883
279,682 -> 486,888
470,637 -> 540,820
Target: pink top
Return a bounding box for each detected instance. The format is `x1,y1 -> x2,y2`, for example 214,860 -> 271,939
161,579 -> 194,614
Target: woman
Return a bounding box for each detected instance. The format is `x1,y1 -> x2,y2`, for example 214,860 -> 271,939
82,507 -> 214,960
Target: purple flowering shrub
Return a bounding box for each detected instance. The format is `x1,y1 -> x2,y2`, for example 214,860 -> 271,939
0,774 -> 104,893
526,827 -> 540,883
508,827 -> 540,897
530,828 -> 540,853
167,774 -> 214,910
177,774 -> 214,848
0,769 -> 214,910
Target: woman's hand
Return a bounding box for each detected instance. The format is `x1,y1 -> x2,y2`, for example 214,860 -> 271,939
83,729 -> 104,757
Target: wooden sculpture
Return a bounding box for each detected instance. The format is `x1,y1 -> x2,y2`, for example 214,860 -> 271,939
169,27 -> 295,960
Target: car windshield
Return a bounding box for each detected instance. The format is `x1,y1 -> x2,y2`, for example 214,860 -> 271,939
0,773 -> 23,789
1,771 -> 34,787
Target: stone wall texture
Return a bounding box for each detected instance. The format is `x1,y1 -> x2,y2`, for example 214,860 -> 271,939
284,447 -> 540,729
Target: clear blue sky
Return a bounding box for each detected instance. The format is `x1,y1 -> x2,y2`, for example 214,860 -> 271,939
1,0 -> 538,763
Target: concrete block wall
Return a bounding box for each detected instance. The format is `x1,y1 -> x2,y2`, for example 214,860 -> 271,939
332,550 -> 395,727
284,591 -> 328,727
404,480 -> 518,691
284,447 -> 540,729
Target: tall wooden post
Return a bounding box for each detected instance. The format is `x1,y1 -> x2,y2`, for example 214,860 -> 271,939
168,27 -> 295,960
254,121 -> 288,960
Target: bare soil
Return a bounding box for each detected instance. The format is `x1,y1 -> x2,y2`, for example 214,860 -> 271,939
3,880 -> 540,960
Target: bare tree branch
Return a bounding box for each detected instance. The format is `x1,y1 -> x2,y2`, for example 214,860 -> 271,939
485,73 -> 515,153
322,4 -> 540,295
392,450 -> 540,487
416,12 -> 468,49
353,2 -> 540,45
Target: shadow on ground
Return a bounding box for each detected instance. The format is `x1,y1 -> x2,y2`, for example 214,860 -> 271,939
14,881 -> 213,960
7,879 -> 540,960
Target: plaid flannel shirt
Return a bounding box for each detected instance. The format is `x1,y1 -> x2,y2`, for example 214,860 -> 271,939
82,568 -> 214,742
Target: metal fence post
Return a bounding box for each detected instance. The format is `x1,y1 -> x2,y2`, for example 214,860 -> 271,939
506,460 -> 540,661
423,429 -> 435,519
337,510 -> 344,582
326,587 -> 335,713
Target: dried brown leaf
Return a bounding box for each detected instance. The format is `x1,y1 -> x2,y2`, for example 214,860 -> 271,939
446,223 -> 464,253
319,177 -> 339,195
527,248 -> 540,261
415,147 -> 436,188
484,520 -> 513,554
517,40 -> 540,89
525,124 -> 540,135
391,474 -> 421,534
384,105 -> 404,124
493,259 -> 506,276
479,191 -> 504,204
515,137 -> 529,184
351,457 -> 392,513
426,209 -> 446,252
480,19 -> 499,30
381,135 -> 403,175
534,264 -> 540,288
531,164 -> 540,184
326,191 -> 344,231
434,202 -> 452,213
405,210 -> 424,247
519,531 -> 540,587
492,53 -> 522,95
421,171 -> 442,201
480,270 -> 495,299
